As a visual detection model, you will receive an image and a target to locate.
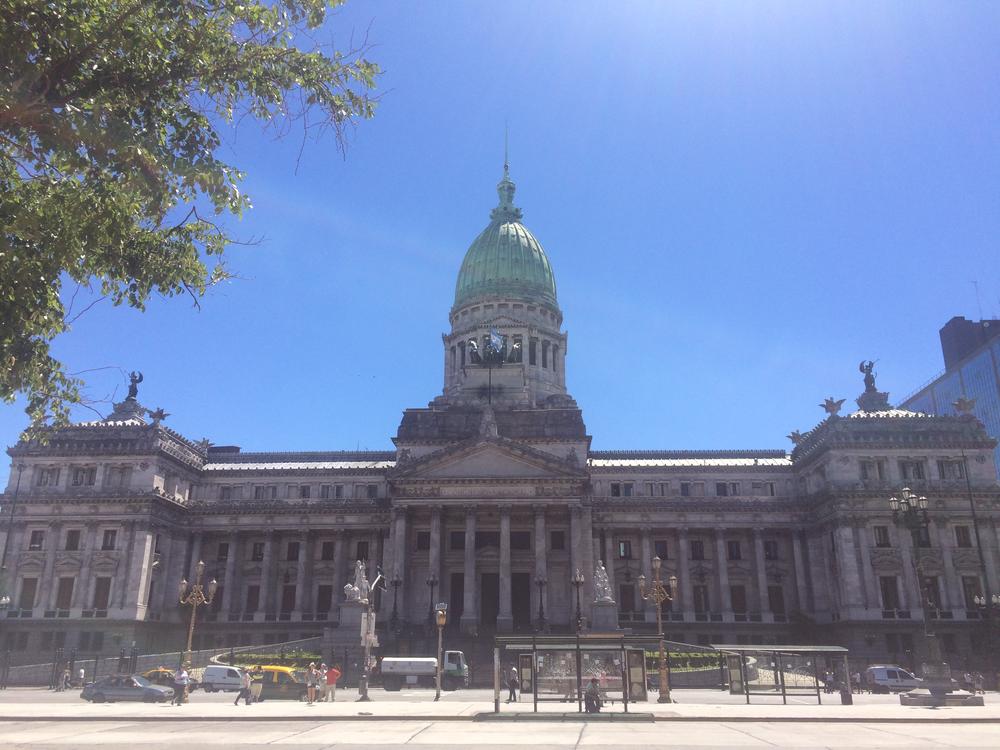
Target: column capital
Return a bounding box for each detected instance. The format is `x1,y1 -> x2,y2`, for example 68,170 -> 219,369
752,526 -> 766,538
531,503 -> 547,516
463,504 -> 477,517
678,526 -> 689,538
498,503 -> 512,516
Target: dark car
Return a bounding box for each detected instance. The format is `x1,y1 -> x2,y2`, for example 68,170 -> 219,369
81,674 -> 173,703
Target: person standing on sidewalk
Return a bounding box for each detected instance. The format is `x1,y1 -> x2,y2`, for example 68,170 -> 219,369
234,669 -> 253,705
305,663 -> 318,705
506,666 -> 519,703
323,663 -> 342,702
250,667 -> 264,703
171,665 -> 189,705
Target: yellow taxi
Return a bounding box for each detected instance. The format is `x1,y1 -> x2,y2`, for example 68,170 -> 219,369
251,665 -> 308,701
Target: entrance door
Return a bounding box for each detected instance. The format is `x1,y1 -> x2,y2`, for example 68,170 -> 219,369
480,573 -> 499,629
449,573 -> 464,629
511,572 -> 531,630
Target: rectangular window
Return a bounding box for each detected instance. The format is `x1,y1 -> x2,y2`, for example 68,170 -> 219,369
873,526 -> 891,548
245,585 -> 260,612
297,485 -> 310,499
316,585 -> 333,613
646,482 -> 655,496
475,531 -> 500,549
659,482 -> 669,496
320,541 -> 335,561
286,541 -> 300,562
693,585 -> 710,613
320,485 -> 331,500
450,531 -> 465,550
529,338 -> 537,365
922,576 -> 941,610
18,578 -> 38,610
541,341 -> 549,368
334,484 -> 344,499
680,482 -> 691,497
36,467 -> 60,487
654,540 -> 668,559
752,481 -> 776,496
280,584 -> 296,613
93,577 -> 112,610
251,542 -> 265,562
549,531 -> 565,551
763,540 -> 779,561
618,584 -> 635,612
101,529 -> 117,551
899,460 -> 925,481
728,482 -> 740,496
220,486 -> 232,500
716,482 -> 729,497
510,531 -> 531,550
366,484 -> 378,500
611,483 -> 620,497
217,542 -> 229,562
356,541 -> 369,561
937,460 -> 966,480
72,467 -> 96,486
955,526 -> 973,548
962,576 -> 983,609
28,530 -> 45,551
617,540 -> 633,559
64,530 -> 81,551
690,539 -> 705,561
768,585 -> 786,614
726,540 -> 742,560
860,460 -> 885,481
416,531 -> 431,551
730,585 -> 747,613
879,576 -> 900,610
55,577 -> 74,609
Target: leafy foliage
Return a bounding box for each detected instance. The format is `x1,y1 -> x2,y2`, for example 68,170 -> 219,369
0,0 -> 379,433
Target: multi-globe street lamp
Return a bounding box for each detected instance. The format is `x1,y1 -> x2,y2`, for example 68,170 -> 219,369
571,569 -> 585,633
178,560 -> 217,665
638,555 -> 678,704
534,574 -> 547,632
389,568 -> 402,634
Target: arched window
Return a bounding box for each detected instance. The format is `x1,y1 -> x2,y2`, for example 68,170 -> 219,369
542,340 -> 550,369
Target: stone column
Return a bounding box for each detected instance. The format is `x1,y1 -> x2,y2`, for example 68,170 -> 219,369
333,530 -> 346,622
580,506 -> 595,609
714,528 -> 732,616
461,506 -> 477,633
393,509 -> 408,621
37,522 -> 60,612
602,529 -> 617,602
533,506 -> 547,624
934,522 -> 959,611
258,530 -> 274,620
497,505 -> 513,631
115,521 -> 137,611
221,531 -> 239,615
155,533 -> 176,615
640,528 -> 654,622
791,529 -> 809,612
677,527 -> 693,616
72,523 -> 98,610
129,525 -> 156,615
429,505 -> 442,609
834,525 -> 864,613
294,531 -> 311,615
855,527 -> 876,610
894,525 -> 918,611
753,528 -> 770,618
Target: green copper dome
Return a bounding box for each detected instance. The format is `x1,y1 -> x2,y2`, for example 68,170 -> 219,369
453,166 -> 558,310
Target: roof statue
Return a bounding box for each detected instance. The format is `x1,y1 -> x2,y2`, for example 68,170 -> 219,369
821,397 -> 845,417
953,396 -> 976,416
594,560 -> 614,603
787,430 -> 805,445
127,371 -> 143,400
343,560 -> 370,603
855,360 -> 890,412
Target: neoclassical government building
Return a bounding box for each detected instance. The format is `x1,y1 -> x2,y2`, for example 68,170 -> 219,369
2,164 -> 999,671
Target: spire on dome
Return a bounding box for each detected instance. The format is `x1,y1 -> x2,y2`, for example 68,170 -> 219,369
491,129 -> 522,223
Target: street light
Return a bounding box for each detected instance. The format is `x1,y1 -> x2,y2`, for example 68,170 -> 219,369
571,569 -> 585,633
888,487 -> 951,701
434,606 -> 447,701
975,594 -> 1000,608
638,556 -> 677,704
426,572 -> 439,625
389,568 -> 402,633
178,560 -> 217,668
534,574 -> 547,632
0,594 -> 9,690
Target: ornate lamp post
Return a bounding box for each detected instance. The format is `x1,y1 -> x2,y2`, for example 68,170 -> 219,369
571,569 -> 585,633
534,574 -> 547,632
178,560 -> 217,665
889,487 -> 953,703
389,568 -> 402,633
638,556 -> 677,704
434,606 -> 447,701
0,594 -> 8,690
426,572 -> 439,625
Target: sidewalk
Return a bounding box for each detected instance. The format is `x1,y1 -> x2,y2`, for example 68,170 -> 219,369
0,688 -> 997,722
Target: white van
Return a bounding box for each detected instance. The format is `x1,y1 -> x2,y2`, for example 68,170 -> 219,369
201,665 -> 244,693
864,665 -> 921,693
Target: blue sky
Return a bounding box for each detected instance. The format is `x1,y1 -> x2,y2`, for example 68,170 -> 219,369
4,1 -> 1000,484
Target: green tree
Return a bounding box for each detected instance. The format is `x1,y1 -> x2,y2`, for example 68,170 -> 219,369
0,0 -> 379,433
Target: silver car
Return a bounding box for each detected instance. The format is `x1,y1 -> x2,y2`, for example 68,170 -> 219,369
81,674 -> 173,703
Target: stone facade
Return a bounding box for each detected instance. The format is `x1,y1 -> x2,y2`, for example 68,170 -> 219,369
2,170 -> 999,673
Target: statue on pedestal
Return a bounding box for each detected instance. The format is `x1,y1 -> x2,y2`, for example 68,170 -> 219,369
594,561 -> 614,603
343,560 -> 371,603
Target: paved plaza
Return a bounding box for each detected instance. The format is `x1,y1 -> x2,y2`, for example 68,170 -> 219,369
1,688 -> 1000,747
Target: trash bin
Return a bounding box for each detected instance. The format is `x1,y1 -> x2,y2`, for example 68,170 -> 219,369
839,683 -> 853,705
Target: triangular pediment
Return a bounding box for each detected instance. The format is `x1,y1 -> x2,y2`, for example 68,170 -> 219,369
392,437 -> 583,481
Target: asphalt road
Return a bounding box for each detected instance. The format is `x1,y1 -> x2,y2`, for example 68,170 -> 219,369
4,718 -> 1000,749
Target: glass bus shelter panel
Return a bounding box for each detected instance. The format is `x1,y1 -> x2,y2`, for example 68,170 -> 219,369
626,649 -> 647,701
777,653 -> 821,693
580,650 -> 625,705
727,654 -> 743,695
534,650 -> 579,702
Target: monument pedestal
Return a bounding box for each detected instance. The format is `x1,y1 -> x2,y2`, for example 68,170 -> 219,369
899,659 -> 984,707
589,600 -> 621,632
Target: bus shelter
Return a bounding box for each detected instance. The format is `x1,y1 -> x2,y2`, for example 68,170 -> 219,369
493,634 -> 654,713
714,644 -> 850,705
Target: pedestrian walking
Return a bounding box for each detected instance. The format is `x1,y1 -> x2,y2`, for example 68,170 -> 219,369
250,666 -> 264,703
323,663 -> 342,703
234,668 -> 253,705
851,671 -> 861,694
506,666 -> 519,703
61,668 -> 71,691
77,667 -> 85,688
171,665 -> 189,705
305,663 -> 318,705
